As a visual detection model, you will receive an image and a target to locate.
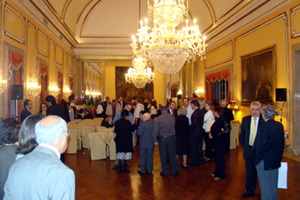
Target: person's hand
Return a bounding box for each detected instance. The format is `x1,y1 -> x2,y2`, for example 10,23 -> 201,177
154,142 -> 158,146
209,133 -> 213,139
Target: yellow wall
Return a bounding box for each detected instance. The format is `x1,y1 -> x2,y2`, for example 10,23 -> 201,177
194,1 -> 300,148
0,0 -> 74,117
103,60 -> 165,106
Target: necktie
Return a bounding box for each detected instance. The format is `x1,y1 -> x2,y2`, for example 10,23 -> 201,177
250,117 -> 257,146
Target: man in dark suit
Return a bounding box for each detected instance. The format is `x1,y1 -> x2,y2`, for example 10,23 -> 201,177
189,100 -> 205,166
20,99 -> 32,123
118,96 -> 125,109
45,95 -> 68,163
137,113 -> 155,174
239,101 -> 264,198
252,105 -> 284,200
168,101 -> 178,117
102,96 -> 111,118
221,99 -> 234,153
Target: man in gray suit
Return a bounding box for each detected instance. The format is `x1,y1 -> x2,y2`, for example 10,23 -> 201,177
137,113 -> 155,174
4,116 -> 75,200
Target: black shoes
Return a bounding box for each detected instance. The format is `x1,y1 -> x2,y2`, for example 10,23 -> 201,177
171,172 -> 179,177
181,164 -> 187,169
160,172 -> 168,177
242,192 -> 255,198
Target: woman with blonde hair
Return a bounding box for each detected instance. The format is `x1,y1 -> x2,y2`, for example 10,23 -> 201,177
203,101 -> 215,162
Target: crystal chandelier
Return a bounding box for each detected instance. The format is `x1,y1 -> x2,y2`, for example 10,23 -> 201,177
27,73 -> 41,98
49,80 -> 60,97
131,0 -> 207,74
125,57 -> 154,88
0,74 -> 8,94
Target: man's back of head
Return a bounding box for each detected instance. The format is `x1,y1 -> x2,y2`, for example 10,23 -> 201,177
35,115 -> 68,154
4,115 -> 75,200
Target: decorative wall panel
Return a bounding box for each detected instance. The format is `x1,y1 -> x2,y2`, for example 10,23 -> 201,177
4,4 -> 25,43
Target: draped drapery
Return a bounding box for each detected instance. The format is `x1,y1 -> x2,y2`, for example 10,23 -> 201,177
205,69 -> 230,104
39,64 -> 48,104
69,75 -> 73,91
8,51 -> 24,122
57,71 -> 63,105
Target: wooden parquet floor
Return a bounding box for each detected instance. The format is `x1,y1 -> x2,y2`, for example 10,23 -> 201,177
65,146 -> 300,200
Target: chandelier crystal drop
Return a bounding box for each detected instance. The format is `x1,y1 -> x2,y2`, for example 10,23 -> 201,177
125,57 -> 154,89
131,0 -> 207,74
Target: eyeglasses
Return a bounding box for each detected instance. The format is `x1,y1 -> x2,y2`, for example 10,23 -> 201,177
66,130 -> 70,137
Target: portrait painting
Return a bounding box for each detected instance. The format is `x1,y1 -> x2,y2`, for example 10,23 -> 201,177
115,67 -> 154,102
241,47 -> 276,104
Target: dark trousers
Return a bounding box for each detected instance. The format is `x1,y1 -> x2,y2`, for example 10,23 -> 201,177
139,146 -> 154,173
225,130 -> 231,153
204,132 -> 213,159
190,135 -> 203,165
158,136 -> 178,175
214,145 -> 225,179
245,156 -> 257,194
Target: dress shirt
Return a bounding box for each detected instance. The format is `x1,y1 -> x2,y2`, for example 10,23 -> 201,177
113,110 -> 134,125
134,103 -> 144,118
152,111 -> 176,143
182,105 -> 194,125
39,144 -> 60,159
249,116 -> 260,146
68,108 -> 74,121
150,105 -> 157,115
96,105 -> 103,114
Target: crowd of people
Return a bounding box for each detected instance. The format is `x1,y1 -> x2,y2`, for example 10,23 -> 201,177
0,95 -> 285,200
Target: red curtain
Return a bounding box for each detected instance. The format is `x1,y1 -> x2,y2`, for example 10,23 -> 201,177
57,71 -> 63,105
40,64 -> 48,104
205,69 -> 230,104
8,52 -> 24,122
69,75 -> 73,90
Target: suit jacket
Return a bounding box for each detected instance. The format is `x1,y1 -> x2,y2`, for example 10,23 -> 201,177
239,115 -> 264,159
4,146 -> 75,200
252,119 -> 285,170
137,119 -> 155,149
223,107 -> 234,124
20,109 -> 31,124
168,108 -> 178,118
0,145 -> 17,200
190,108 -> 204,137
47,103 -> 68,122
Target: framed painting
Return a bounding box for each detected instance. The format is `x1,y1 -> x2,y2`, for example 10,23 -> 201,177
115,67 -> 154,102
241,47 -> 276,105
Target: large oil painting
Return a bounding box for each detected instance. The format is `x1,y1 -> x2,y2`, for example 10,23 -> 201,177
241,47 -> 276,104
115,67 -> 154,102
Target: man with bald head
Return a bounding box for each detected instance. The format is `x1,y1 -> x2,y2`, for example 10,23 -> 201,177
4,116 -> 75,200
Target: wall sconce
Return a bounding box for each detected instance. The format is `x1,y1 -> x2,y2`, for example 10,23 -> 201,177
195,85 -> 204,97
227,100 -> 239,111
0,74 -> 8,94
49,80 -> 60,97
27,73 -> 41,98
177,90 -> 182,99
63,83 -> 72,98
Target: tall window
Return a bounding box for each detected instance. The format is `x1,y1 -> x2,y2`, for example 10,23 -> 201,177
212,79 -> 228,103
205,69 -> 230,104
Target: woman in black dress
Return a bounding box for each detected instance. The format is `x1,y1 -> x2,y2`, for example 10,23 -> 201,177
114,110 -> 134,173
209,106 -> 226,180
175,107 -> 190,168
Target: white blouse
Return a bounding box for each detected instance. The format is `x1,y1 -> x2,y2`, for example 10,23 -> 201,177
203,110 -> 215,132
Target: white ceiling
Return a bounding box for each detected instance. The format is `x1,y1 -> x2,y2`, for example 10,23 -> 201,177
16,0 -> 294,58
